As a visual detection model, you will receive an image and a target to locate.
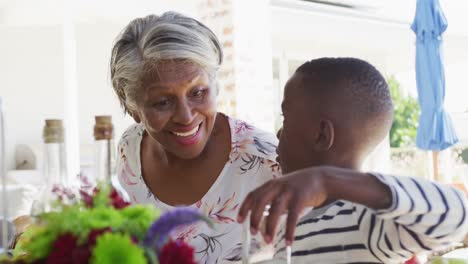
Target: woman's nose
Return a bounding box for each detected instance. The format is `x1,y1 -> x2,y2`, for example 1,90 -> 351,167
173,99 -> 194,125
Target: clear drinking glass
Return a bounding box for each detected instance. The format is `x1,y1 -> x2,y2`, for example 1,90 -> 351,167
0,219 -> 15,254
0,97 -> 10,254
242,213 -> 291,264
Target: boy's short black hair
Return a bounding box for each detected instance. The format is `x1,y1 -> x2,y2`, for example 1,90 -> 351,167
295,57 -> 393,117
295,57 -> 394,155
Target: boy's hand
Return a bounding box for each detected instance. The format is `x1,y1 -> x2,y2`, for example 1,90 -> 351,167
237,167 -> 329,246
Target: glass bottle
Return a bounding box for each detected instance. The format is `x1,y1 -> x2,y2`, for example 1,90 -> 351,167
31,119 -> 69,215
43,119 -> 68,187
93,116 -> 128,200
93,116 -> 114,183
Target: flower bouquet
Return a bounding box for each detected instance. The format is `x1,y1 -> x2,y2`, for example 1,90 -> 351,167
1,184 -> 211,264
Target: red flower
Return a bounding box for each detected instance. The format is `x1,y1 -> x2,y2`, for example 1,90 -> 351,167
405,256 -> 422,264
46,233 -> 90,264
71,246 -> 91,264
159,240 -> 196,264
87,228 -> 112,246
110,189 -> 130,209
80,189 -> 94,207
80,187 -> 129,209
46,233 -> 77,264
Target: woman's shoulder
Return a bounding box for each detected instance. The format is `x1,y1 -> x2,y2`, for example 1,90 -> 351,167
117,123 -> 144,158
118,123 -> 144,144
116,123 -> 144,189
227,116 -> 278,163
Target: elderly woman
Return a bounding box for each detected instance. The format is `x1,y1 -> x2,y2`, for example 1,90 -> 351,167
110,12 -> 280,263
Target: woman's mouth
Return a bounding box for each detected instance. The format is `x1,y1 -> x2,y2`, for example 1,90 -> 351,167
171,125 -> 200,137
170,123 -> 203,146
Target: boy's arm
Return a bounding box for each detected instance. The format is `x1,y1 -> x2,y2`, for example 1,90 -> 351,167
238,166 -> 393,244
365,173 -> 468,260
237,166 -> 468,250
325,170 -> 468,247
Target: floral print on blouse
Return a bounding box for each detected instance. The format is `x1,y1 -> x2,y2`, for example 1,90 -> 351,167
116,115 -> 281,263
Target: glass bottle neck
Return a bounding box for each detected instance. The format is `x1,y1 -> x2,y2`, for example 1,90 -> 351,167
94,139 -> 114,183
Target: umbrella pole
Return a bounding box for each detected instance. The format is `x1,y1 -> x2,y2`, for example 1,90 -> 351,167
432,151 -> 440,182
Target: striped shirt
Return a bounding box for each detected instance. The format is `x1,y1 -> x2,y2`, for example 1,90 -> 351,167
274,173 -> 468,263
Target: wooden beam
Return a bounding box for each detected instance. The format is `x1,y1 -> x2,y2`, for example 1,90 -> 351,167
432,151 -> 440,182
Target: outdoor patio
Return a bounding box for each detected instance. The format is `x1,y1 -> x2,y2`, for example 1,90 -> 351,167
1,0 -> 468,263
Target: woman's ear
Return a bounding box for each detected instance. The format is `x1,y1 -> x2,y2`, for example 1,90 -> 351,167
130,111 -> 141,123
315,119 -> 334,151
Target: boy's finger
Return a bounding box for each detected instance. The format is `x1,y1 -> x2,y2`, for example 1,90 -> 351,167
249,197 -> 269,234
237,192 -> 254,222
249,186 -> 280,234
284,200 -> 304,245
238,181 -> 274,222
264,193 -> 290,243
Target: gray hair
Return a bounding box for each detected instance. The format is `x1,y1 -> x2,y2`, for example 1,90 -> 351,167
110,12 -> 223,115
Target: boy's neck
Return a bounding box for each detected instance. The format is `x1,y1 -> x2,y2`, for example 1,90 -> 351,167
325,158 -> 363,171
315,158 -> 363,208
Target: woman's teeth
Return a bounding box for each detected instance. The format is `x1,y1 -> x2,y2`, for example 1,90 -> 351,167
172,124 -> 200,137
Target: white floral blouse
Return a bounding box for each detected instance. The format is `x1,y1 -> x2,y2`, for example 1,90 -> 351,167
116,115 -> 281,263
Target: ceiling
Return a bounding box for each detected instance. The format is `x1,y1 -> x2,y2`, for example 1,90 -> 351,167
0,0 -> 198,25
287,0 -> 468,36
269,0 -> 468,74
0,0 -> 466,37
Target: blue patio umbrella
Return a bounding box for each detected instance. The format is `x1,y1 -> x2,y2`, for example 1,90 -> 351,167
411,0 -> 458,151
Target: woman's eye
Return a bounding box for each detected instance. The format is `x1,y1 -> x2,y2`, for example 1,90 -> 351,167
153,99 -> 171,110
191,89 -> 207,98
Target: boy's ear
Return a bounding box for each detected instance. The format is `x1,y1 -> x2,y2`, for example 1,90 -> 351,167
315,119 -> 334,151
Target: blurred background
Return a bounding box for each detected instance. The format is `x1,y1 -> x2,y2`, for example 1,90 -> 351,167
1,0 -> 468,190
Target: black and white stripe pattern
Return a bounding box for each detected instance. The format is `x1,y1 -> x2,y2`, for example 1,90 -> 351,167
274,174 -> 468,263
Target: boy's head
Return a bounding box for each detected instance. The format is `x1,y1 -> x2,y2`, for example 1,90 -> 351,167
277,57 -> 393,174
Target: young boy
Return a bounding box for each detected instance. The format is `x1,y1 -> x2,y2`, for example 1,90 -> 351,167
237,58 -> 468,263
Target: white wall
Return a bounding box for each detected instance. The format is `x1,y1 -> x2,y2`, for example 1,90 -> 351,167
0,23 -> 135,171
232,0 -> 276,132
75,22 -> 134,165
1,25 -> 65,171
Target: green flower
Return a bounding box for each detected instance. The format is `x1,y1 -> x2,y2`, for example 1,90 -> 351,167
119,205 -> 160,239
429,257 -> 468,264
93,184 -> 112,208
85,207 -> 125,229
91,233 -> 147,264
47,207 -> 87,235
14,226 -> 57,261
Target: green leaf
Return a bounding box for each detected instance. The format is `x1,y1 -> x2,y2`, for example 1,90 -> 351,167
388,75 -> 420,148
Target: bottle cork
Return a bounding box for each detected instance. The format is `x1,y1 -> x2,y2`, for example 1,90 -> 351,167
43,119 -> 64,143
94,116 -> 113,140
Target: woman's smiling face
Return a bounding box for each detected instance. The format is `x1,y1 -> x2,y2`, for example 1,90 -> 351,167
135,61 -> 218,160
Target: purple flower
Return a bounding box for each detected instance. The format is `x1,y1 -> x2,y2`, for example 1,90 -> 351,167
144,208 -> 212,250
